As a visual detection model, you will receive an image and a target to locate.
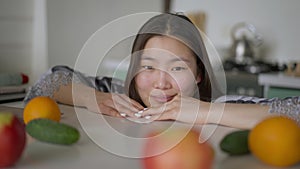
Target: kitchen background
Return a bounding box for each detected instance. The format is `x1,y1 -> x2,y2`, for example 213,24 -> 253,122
0,0 -> 300,100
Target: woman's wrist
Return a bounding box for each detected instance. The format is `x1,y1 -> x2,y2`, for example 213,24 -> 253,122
66,83 -> 93,108
197,101 -> 218,124
202,101 -> 225,125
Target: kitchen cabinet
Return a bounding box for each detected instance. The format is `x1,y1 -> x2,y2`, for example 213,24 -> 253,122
258,73 -> 300,98
225,71 -> 263,97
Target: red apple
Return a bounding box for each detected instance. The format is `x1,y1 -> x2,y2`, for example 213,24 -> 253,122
142,128 -> 214,169
0,113 -> 26,167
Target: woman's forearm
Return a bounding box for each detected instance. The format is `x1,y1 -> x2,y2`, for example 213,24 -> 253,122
53,83 -> 93,108
219,103 -> 269,129
200,101 -> 270,129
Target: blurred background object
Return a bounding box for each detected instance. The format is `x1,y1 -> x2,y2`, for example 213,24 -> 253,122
187,11 -> 206,33
285,62 -> 300,77
230,22 -> 263,65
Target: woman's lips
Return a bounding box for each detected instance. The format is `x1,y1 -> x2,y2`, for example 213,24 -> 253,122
150,95 -> 175,103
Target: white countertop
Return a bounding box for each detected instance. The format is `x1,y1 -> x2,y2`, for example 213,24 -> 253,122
258,73 -> 300,89
3,102 -> 300,169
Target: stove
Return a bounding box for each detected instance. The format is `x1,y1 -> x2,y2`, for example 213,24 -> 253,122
223,59 -> 286,97
224,59 -> 286,74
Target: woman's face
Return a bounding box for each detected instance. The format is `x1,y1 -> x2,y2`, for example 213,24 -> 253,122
134,36 -> 201,107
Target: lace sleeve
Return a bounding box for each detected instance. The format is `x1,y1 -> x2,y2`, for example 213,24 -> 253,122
259,96 -> 300,124
215,95 -> 300,124
24,65 -> 125,104
23,68 -> 76,103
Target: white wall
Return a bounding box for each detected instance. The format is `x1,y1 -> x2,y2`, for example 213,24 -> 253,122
0,0 -> 163,83
173,0 -> 300,64
47,0 -> 163,77
0,0 -> 34,78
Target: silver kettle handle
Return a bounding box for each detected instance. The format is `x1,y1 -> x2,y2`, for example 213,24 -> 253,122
231,22 -> 263,47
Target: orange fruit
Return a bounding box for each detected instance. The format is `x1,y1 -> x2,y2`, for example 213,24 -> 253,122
249,116 -> 300,167
23,96 -> 61,124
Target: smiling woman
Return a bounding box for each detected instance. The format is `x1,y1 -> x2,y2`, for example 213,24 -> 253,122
24,13 -> 300,129
131,36 -> 201,107
125,13 -> 221,105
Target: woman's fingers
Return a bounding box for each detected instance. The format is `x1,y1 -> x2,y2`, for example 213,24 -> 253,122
87,91 -> 145,118
98,103 -> 122,117
142,106 -> 167,116
140,110 -> 175,121
118,94 -> 145,110
141,103 -> 176,120
141,96 -> 179,116
111,95 -> 142,117
99,93 -> 145,118
113,94 -> 145,113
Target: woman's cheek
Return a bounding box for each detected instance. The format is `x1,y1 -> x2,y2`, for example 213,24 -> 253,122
173,74 -> 198,96
135,73 -> 153,90
135,73 -> 154,107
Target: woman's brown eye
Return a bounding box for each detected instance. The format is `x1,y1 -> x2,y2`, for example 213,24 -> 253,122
142,65 -> 154,70
171,67 -> 186,71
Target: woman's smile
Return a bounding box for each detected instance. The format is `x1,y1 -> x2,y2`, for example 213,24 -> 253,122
150,93 -> 177,103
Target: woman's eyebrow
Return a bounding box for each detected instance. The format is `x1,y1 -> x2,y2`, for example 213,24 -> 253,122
141,54 -> 192,64
141,55 -> 155,60
170,57 -> 192,63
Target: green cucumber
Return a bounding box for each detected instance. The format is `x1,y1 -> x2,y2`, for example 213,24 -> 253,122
26,118 -> 80,145
220,130 -> 250,156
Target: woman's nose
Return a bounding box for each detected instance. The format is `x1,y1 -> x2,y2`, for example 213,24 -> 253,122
153,70 -> 172,89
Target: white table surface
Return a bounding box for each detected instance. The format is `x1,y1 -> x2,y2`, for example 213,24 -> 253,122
3,101 -> 300,169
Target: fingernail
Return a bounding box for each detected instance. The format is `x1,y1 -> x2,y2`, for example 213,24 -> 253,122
144,115 -> 151,120
134,113 -> 142,118
120,113 -> 127,117
137,108 -> 148,114
137,110 -> 144,114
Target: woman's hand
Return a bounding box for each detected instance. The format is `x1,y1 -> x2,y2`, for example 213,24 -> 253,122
63,83 -> 145,118
141,94 -> 210,124
85,91 -> 145,118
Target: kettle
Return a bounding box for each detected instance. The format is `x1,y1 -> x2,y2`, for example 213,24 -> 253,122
231,22 -> 263,64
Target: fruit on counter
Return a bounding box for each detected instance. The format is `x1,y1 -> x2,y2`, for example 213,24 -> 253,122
23,96 -> 61,124
142,128 -> 214,169
249,116 -> 300,167
220,129 -> 250,156
0,113 -> 26,167
26,118 -> 80,145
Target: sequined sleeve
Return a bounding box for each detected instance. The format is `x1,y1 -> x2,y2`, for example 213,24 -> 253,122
24,65 -> 124,103
215,95 -> 300,124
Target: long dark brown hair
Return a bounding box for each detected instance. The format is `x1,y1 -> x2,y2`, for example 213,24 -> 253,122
125,13 -> 221,106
